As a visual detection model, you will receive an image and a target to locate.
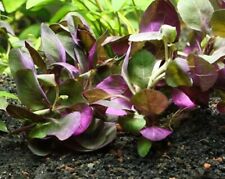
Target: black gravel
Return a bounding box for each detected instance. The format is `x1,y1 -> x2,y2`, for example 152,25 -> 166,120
0,75 -> 225,179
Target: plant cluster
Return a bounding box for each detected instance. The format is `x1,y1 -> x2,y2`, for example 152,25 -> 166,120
2,0 -> 225,157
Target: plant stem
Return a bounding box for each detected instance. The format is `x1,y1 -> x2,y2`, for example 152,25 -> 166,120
131,0 -> 139,21
147,40 -> 170,88
115,12 -> 122,35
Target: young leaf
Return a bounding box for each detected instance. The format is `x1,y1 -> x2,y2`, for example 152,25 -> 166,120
140,0 -> 180,39
137,138 -> 152,157
211,10 -> 225,37
177,0 -> 214,32
166,61 -> 192,87
0,120 -> 8,133
140,126 -> 172,141
128,50 -> 155,88
131,89 -> 169,116
119,114 -> 146,133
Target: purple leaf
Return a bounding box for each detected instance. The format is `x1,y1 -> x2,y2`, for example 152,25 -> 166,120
73,105 -> 93,136
188,55 -> 218,91
184,32 -> 202,54
102,36 -> 129,56
52,62 -> 79,78
140,126 -> 172,141
96,75 -> 128,95
140,0 -> 180,39
105,98 -> 132,116
48,112 -> 81,141
41,23 -> 66,63
172,89 -> 196,109
88,32 -> 108,69
216,68 -> 225,90
172,87 -> 209,108
217,101 -> 225,113
217,0 -> 225,8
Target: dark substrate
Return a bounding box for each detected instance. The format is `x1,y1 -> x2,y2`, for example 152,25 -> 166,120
1,75 -> 225,179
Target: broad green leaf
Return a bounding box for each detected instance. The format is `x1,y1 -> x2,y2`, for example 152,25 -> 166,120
0,91 -> 18,100
119,113 -> 146,133
131,89 -> 169,116
29,123 -> 52,139
2,0 -> 26,13
37,74 -> 56,87
26,0 -> 54,9
19,24 -> 40,39
59,79 -> 85,106
137,138 -> 152,157
0,120 -> 8,133
0,98 -> 8,111
128,50 -> 155,88
14,69 -> 50,110
166,61 -> 192,87
211,10 -> 225,37
177,0 -> 214,31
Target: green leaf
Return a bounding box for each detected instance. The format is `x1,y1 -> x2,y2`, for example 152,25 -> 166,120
19,24 -> 40,39
160,25 -> 177,43
26,0 -> 54,9
119,113 -> 146,133
0,91 -> 18,100
59,79 -> 85,106
37,74 -> 56,87
131,89 -> 169,116
111,0 -> 127,11
177,0 -> 214,31
29,123 -> 52,139
165,61 -> 192,87
129,32 -> 162,42
211,10 -> 225,37
14,69 -> 50,110
137,137 -> 152,157
0,98 -> 8,111
2,0 -> 26,13
0,120 -> 8,133
128,50 -> 155,88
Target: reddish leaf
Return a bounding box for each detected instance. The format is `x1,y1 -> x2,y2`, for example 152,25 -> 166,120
131,89 -> 169,116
